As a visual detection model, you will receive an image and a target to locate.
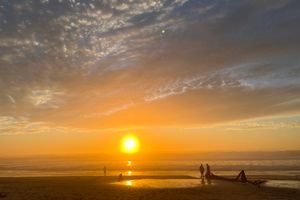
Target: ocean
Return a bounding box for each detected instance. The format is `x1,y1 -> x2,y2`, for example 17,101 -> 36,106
1,152 -> 300,178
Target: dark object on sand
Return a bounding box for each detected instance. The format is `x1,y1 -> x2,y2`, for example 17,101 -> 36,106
236,170 -> 247,183
0,193 -> 7,198
211,173 -> 266,186
206,167 -> 266,186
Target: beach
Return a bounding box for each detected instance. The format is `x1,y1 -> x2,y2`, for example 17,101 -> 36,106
0,176 -> 300,200
1,153 -> 300,199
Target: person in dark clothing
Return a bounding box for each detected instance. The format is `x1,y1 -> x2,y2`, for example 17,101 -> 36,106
205,164 -> 212,179
235,170 -> 247,183
199,164 -> 205,178
118,173 -> 123,182
103,166 -> 107,176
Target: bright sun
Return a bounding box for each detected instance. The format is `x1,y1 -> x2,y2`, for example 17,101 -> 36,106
121,134 -> 140,154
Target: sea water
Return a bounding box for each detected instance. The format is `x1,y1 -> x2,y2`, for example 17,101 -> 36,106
1,153 -> 300,179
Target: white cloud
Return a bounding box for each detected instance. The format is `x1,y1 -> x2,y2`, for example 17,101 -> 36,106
85,102 -> 134,118
144,68 -> 254,102
6,95 -> 16,104
219,115 -> 300,131
28,89 -> 64,108
0,116 -> 86,135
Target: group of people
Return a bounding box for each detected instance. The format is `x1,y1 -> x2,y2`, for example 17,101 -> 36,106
199,164 -> 213,179
105,164 -> 263,185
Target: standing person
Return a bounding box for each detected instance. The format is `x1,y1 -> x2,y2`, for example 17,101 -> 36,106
205,164 -> 211,179
103,166 -> 107,176
118,173 -> 123,182
199,164 -> 205,178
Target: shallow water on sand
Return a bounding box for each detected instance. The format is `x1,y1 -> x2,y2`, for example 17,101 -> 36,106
114,179 -> 300,190
114,178 -> 213,188
263,180 -> 300,190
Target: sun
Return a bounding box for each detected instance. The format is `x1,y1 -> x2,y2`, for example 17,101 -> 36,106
121,134 -> 140,154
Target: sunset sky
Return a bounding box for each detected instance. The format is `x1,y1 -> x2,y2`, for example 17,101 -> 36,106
1,0 -> 300,156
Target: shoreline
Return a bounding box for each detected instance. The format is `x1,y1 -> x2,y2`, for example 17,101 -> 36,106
0,174 -> 299,180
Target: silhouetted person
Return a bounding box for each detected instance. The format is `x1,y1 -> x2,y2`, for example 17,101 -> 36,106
103,166 -> 107,176
199,164 -> 205,178
235,170 -> 247,183
118,173 -> 123,182
205,164 -> 212,179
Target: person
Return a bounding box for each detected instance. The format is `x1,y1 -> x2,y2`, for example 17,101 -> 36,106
235,170 -> 247,183
199,164 -> 205,178
205,163 -> 212,179
103,166 -> 107,176
118,173 -> 123,182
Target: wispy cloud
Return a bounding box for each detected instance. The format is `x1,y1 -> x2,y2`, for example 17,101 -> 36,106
219,115 -> 300,131
28,89 -> 64,108
0,115 -> 86,135
0,0 -> 299,129
6,95 -> 16,104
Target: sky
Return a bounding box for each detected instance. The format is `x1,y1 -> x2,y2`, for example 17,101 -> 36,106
0,0 -> 300,156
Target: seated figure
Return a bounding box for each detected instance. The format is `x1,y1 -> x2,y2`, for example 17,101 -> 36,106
235,170 -> 247,183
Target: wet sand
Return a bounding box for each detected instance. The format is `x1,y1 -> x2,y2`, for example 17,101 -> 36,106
0,176 -> 299,200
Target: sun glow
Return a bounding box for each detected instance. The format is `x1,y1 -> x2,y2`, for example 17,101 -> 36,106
126,180 -> 132,186
121,135 -> 140,154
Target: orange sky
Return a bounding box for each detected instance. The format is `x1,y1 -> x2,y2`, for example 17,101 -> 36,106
1,0 -> 300,156
1,115 -> 300,156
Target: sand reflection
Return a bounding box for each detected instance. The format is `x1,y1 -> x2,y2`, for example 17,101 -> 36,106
115,179 -> 213,188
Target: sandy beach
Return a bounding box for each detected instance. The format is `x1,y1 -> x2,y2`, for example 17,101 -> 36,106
0,176 -> 299,200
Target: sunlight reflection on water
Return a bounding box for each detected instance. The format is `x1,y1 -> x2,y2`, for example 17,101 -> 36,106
126,180 -> 133,186
114,179 -> 212,188
263,180 -> 300,189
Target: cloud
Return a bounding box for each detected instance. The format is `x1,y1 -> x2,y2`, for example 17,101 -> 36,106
69,86 -> 300,129
6,95 -> 16,104
0,0 -> 299,130
28,89 -> 64,108
0,116 -> 48,135
0,115 -> 87,135
219,115 -> 300,131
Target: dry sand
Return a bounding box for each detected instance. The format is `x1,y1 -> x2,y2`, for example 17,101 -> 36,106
0,176 -> 299,200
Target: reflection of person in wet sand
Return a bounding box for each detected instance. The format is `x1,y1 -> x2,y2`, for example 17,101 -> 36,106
205,165 -> 265,186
